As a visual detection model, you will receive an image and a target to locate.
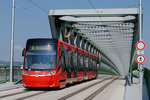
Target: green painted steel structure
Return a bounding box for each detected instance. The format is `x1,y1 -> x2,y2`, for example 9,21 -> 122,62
144,67 -> 150,99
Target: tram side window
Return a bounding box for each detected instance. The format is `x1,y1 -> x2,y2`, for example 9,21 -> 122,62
78,54 -> 81,71
75,52 -> 78,71
93,60 -> 95,71
91,58 -> 93,71
96,59 -> 98,70
85,56 -> 88,71
93,59 -> 95,71
64,49 -> 70,72
68,51 -> 72,72
77,54 -> 80,71
89,58 -> 92,71
83,55 -> 86,71
62,48 -> 67,72
70,52 -> 73,72
61,49 -> 65,72
84,57 -> 86,71
80,54 -> 84,71
72,52 -> 77,71
91,59 -> 94,71
95,60 -> 97,71
58,45 -> 62,70
88,57 -> 91,71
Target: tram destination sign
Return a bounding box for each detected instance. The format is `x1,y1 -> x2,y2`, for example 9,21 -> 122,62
29,45 -> 52,51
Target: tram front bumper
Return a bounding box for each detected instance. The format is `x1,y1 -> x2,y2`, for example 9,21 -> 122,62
22,75 -> 51,87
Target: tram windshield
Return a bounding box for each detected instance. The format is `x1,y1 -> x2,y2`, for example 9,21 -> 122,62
24,39 -> 57,71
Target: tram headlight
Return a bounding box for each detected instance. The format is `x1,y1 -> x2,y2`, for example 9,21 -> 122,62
22,71 -> 30,76
45,71 -> 56,76
51,71 -> 56,75
45,72 -> 51,76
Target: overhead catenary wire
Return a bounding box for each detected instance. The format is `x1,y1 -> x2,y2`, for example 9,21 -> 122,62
87,0 -> 102,18
87,0 -> 99,14
87,0 -> 122,68
27,0 -> 48,14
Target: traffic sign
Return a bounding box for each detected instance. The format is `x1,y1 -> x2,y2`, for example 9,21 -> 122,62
136,41 -> 145,50
136,55 -> 145,64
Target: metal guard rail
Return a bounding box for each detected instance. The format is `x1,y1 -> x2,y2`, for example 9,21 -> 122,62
0,66 -> 22,84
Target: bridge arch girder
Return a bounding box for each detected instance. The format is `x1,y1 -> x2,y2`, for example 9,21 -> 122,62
48,8 -> 140,76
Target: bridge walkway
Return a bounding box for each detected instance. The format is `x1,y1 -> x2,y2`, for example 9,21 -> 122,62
125,76 -> 149,100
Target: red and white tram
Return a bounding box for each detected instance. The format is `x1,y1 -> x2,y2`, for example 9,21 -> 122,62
22,38 -> 98,88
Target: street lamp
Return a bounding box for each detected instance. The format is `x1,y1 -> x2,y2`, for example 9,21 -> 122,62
139,0 -> 142,41
10,0 -> 15,82
10,0 -> 30,83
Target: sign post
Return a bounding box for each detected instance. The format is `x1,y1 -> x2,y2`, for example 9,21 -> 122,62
138,0 -> 143,84
136,55 -> 145,64
136,41 -> 145,84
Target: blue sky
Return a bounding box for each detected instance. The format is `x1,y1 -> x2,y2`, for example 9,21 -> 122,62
0,0 -> 149,68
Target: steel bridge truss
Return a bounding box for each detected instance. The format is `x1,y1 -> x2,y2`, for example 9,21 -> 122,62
48,8 -> 140,75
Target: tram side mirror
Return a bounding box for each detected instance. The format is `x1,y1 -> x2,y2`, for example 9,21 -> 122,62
22,48 -> 25,57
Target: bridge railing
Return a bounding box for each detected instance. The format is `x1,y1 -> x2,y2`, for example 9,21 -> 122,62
144,67 -> 150,99
98,69 -> 116,75
0,65 -> 22,84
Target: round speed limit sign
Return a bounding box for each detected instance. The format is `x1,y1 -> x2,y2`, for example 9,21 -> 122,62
136,41 -> 145,50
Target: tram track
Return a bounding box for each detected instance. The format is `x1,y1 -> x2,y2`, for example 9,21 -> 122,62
58,76 -> 114,100
85,76 -> 119,100
0,86 -> 23,92
0,88 -> 50,100
0,90 -> 31,99
16,91 -> 48,100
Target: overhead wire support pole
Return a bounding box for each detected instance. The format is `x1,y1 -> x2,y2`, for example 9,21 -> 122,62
139,0 -> 142,41
10,0 -> 15,82
139,0 -> 143,84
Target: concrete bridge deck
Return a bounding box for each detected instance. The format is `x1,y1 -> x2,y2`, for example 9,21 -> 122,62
0,75 -> 148,100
